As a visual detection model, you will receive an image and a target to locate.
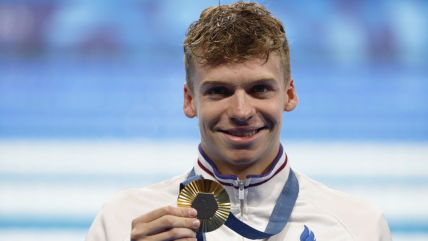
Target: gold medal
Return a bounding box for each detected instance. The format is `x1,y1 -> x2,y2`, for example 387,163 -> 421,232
178,179 -> 230,232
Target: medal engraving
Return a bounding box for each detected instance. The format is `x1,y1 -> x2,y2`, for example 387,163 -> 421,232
192,193 -> 218,219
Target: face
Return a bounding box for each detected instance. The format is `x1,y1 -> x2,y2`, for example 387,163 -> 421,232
183,53 -> 298,172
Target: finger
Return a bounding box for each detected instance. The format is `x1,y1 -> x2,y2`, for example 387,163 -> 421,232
175,238 -> 197,241
133,206 -> 197,226
131,216 -> 199,238
150,228 -> 197,241
142,216 -> 200,236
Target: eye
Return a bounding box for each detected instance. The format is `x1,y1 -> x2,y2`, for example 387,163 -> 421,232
252,85 -> 268,93
208,87 -> 228,95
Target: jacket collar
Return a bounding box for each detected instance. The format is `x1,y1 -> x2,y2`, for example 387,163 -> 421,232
193,143 -> 290,208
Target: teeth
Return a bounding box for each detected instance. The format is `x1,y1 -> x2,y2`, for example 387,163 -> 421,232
228,130 -> 257,137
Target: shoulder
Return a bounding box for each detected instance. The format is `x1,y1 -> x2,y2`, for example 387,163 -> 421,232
294,170 -> 382,215
85,170 -> 190,241
293,170 -> 391,240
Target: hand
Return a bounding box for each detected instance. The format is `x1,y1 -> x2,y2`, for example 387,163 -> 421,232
131,206 -> 200,241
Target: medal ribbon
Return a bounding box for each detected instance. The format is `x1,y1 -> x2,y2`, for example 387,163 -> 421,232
181,167 -> 299,240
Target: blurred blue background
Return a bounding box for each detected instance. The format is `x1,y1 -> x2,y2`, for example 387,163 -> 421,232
0,0 -> 427,240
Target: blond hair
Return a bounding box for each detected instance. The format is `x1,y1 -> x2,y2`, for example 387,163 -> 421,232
183,1 -> 291,91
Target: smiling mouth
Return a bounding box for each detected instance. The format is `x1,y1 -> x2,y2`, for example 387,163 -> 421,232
220,127 -> 265,137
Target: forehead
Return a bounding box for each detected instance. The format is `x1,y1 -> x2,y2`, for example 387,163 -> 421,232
193,54 -> 285,87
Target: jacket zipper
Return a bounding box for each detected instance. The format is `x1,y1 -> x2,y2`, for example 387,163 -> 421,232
238,180 -> 245,221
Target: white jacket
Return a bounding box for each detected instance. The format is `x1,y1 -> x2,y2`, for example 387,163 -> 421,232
86,145 -> 391,241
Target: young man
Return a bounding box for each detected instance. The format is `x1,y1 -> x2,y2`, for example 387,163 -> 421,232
86,2 -> 391,241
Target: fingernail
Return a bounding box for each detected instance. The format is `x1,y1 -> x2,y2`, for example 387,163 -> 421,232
193,219 -> 200,228
188,209 -> 197,217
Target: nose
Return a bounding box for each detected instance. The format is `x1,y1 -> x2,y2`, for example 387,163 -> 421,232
228,90 -> 255,124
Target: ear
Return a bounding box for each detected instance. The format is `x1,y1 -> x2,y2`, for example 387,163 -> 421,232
284,78 -> 298,112
183,83 -> 197,118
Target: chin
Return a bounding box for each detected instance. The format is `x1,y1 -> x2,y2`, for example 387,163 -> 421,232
222,148 -> 262,165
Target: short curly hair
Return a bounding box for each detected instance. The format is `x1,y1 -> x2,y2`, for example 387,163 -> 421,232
184,1 -> 290,92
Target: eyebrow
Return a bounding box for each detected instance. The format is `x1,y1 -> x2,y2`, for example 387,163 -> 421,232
199,77 -> 278,89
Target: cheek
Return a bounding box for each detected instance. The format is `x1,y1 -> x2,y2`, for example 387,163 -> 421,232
197,105 -> 221,129
260,102 -> 284,124
199,101 -> 225,118
271,111 -> 283,126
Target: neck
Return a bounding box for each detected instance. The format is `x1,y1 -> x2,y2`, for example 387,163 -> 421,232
214,159 -> 275,180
